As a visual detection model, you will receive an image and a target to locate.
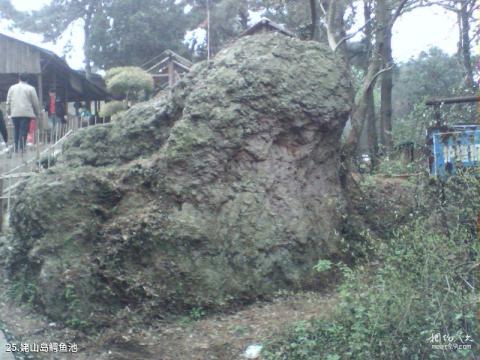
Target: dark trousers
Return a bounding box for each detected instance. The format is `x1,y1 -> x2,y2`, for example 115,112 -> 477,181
12,117 -> 30,152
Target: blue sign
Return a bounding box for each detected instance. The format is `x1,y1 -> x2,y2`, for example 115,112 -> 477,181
428,125 -> 480,177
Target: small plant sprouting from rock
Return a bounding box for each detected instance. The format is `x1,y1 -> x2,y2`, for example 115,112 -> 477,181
9,278 -> 37,306
64,283 -> 89,330
189,307 -> 206,321
313,259 -> 332,273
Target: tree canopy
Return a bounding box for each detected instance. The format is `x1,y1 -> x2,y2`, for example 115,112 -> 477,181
90,0 -> 191,68
4,0 -> 191,71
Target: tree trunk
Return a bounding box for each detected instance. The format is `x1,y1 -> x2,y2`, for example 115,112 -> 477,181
84,10 -> 93,79
379,18 -> 393,150
363,0 -> 378,164
238,0 -> 249,30
460,0 -> 476,90
344,51 -> 382,156
309,0 -> 318,40
341,0 -> 411,159
366,86 -> 378,168
344,0 -> 384,156
322,0 -> 339,50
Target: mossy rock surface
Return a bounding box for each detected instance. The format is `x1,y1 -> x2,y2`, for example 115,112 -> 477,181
7,33 -> 351,327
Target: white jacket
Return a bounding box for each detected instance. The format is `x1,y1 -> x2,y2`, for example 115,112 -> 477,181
6,81 -> 41,119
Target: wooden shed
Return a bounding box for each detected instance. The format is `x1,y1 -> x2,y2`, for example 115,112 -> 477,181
0,33 -> 108,110
142,49 -> 192,89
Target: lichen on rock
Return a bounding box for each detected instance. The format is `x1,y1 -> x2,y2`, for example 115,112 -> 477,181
7,33 -> 351,327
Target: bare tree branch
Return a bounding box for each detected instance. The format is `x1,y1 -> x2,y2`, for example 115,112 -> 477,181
391,0 -> 410,25
334,17 -> 374,52
367,64 -> 394,92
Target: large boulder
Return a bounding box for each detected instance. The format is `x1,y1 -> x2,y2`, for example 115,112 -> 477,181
6,33 -> 351,327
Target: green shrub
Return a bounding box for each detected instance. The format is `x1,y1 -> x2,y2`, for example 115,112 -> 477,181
104,66 -> 141,82
104,66 -> 154,101
313,259 -> 333,273
263,174 -> 479,359
99,100 -> 127,118
376,157 -> 423,176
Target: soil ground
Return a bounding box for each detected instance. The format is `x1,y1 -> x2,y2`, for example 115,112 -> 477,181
0,238 -> 336,360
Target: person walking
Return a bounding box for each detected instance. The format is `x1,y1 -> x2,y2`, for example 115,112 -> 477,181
45,88 -> 66,139
6,73 -> 41,152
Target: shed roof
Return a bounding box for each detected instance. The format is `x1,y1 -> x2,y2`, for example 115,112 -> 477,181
142,49 -> 193,73
240,18 -> 295,38
0,33 -> 109,102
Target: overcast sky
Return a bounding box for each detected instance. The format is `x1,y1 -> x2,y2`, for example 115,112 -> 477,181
1,0 -> 462,70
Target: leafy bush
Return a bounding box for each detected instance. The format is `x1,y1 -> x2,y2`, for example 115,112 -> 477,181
104,66 -> 140,82
313,259 -> 333,273
263,173 -> 479,359
104,66 -> 154,101
376,157 -> 423,176
99,100 -> 128,118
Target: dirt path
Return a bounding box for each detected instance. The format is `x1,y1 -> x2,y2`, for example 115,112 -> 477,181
134,292 -> 335,360
0,285 -> 335,360
0,233 -> 336,360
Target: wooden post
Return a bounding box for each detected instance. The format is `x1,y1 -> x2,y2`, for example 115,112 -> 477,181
64,79 -> 68,137
425,96 -> 480,106
168,59 -> 175,87
0,178 -> 3,233
37,73 -> 44,147
7,177 -> 10,216
37,73 -> 43,113
433,105 -> 441,127
36,129 -> 40,171
52,72 -> 57,91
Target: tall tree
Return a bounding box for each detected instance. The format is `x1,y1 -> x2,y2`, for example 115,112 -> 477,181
6,0 -> 191,71
437,0 -> 478,91
377,0 -> 427,151
363,0 -> 379,163
392,48 -> 466,144
309,0 -> 318,40
185,0 -> 251,58
11,0 -> 108,76
340,0 -> 421,156
377,0 -> 392,150
90,0 -> 190,68
362,0 -> 431,152
0,0 -> 16,18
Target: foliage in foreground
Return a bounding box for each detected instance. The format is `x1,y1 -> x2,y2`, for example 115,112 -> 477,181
263,174 -> 479,359
99,100 -> 128,118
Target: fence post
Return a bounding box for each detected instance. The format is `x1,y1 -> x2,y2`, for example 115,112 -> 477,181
36,129 -> 40,172
7,177 -> 11,216
0,177 -> 3,233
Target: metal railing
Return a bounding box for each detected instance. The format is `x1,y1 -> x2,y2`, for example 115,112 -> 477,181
0,114 -> 105,231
